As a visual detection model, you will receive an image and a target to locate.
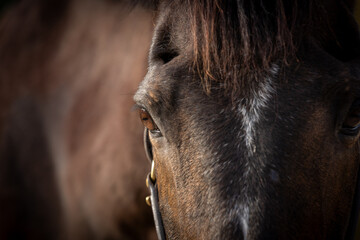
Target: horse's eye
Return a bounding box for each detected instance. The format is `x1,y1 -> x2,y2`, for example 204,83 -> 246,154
341,99 -> 360,136
139,109 -> 158,131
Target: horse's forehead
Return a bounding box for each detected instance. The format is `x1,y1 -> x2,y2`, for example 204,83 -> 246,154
152,3 -> 192,50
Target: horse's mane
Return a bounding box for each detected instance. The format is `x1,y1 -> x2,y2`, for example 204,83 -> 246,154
185,0 -> 347,94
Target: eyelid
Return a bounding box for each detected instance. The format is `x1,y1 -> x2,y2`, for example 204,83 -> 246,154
132,103 -> 145,111
133,104 -> 155,120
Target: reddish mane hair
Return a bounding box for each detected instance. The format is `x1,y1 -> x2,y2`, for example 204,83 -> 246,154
184,0 -> 356,94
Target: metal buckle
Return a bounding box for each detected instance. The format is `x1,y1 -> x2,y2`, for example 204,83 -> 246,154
146,160 -> 156,206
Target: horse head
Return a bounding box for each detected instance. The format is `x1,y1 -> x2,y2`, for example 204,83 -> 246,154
135,0 -> 360,239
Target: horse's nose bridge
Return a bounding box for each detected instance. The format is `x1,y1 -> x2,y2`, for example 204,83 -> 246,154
213,155 -> 267,240
228,202 -> 259,240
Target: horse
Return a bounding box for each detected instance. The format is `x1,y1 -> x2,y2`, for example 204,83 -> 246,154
134,0 -> 360,239
0,0 -> 156,239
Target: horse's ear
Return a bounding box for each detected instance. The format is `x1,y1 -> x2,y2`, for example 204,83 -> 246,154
321,0 -> 360,62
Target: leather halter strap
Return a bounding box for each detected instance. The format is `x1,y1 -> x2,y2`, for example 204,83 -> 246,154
144,129 -> 166,240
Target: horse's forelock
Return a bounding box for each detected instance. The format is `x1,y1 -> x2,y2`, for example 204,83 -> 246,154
185,0 -> 329,95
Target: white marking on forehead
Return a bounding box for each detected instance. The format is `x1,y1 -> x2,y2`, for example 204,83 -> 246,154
230,65 -> 278,237
241,205 -> 249,239
269,64 -> 280,75
238,65 -> 277,156
229,201 -> 258,239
